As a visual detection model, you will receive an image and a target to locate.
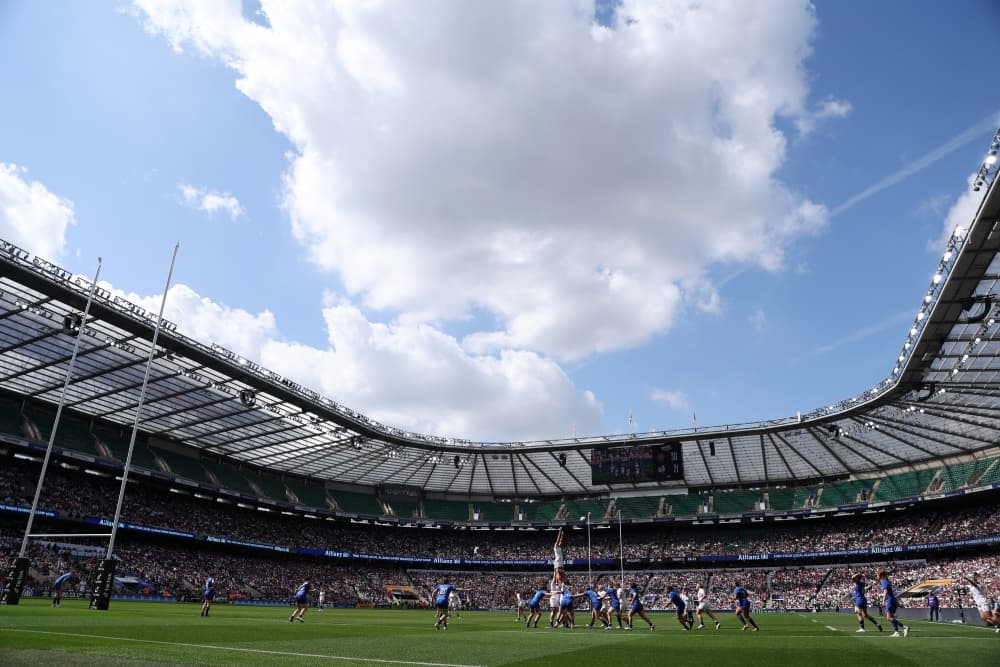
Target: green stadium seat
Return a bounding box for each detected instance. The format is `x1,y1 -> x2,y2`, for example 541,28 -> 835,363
154,449 -> 212,484
424,499 -> 470,521
251,475 -> 290,502
199,459 -> 256,495
329,489 -> 383,515
285,480 -> 332,509
614,495 -> 661,518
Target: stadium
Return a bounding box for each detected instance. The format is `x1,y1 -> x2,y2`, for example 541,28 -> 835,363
0,129 -> 999,664
3,2 -> 1000,665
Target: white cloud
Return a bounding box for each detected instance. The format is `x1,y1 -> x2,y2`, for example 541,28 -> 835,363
749,307 -> 767,333
650,387 -> 689,411
178,183 -> 244,220
928,174 -> 983,253
795,96 -> 852,136
108,283 -> 602,441
134,0 -> 835,362
0,163 -> 75,260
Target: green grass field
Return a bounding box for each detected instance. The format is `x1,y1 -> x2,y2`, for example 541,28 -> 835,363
0,600 -> 996,666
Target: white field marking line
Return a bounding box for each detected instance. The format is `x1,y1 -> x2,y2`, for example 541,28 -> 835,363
825,626 -> 839,631
1,629 -> 484,667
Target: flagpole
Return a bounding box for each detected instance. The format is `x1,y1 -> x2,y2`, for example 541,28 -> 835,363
105,243 -> 179,560
18,258 -> 103,558
618,509 -> 624,590
586,511 -> 592,588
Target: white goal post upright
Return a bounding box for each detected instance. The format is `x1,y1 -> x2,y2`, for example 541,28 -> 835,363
93,243 -> 178,610
17,257 -> 103,558
618,509 -> 624,590
0,258 -> 102,606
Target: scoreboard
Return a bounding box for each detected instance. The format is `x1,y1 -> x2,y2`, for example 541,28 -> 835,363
590,441 -> 684,485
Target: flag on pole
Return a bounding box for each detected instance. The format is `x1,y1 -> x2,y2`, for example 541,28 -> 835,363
627,409 -> 633,431
692,412 -> 697,430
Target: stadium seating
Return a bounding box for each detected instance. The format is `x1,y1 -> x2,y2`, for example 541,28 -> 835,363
816,480 -> 869,507
153,449 -> 212,485
0,396 -> 26,439
423,499 -> 470,522
475,502 -> 514,522
518,501 -> 563,522
23,405 -> 100,457
284,480 -> 332,509
199,459 -> 256,496
711,491 -> 761,514
561,499 -> 609,522
96,430 -> 161,471
250,475 -> 291,503
386,499 -> 420,518
614,495 -> 661,519
329,489 -> 384,515
876,468 -> 937,500
977,457 -> 1000,486
665,494 -> 703,516
766,488 -> 796,511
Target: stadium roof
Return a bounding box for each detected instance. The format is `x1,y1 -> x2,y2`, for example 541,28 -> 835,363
1,147 -> 999,497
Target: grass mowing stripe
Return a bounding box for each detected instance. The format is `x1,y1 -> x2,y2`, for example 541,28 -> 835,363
2,629 -> 485,667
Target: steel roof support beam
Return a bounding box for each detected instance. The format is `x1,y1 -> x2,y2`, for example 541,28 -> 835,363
480,454 -> 496,497
91,377 -> 206,419
135,395 -> 234,428
202,418 -> 313,451
759,434 -> 768,485
804,427 -> 857,474
766,433 -> 795,480
0,340 -> 113,383
727,437 -> 742,484
897,403 -> 1000,434
306,441 -> 378,478
551,450 -> 588,491
838,431 -> 908,465
467,453 -> 480,496
514,454 -> 543,496
846,416 -> 949,460
65,369 -> 180,409
248,435 -> 356,467
771,431 -> 825,479
522,453 -> 567,495
863,414 -> 974,452
191,413 -> 294,449
32,352 -> 174,400
0,296 -> 54,322
0,326 -> 66,356
694,439 -> 715,486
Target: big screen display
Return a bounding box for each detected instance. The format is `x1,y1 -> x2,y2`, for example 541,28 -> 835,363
590,442 -> 684,484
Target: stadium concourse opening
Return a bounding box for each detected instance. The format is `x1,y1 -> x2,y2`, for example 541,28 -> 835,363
1,132 -> 1000,662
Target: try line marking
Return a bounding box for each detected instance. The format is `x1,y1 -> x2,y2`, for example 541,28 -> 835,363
1,629 -> 484,667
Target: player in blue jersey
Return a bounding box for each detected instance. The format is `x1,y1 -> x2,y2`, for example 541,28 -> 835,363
732,581 -> 760,631
625,582 -> 654,631
432,580 -> 469,630
877,570 -> 908,637
525,584 -> 550,628
583,587 -> 609,628
201,576 -> 215,617
851,573 -> 882,632
290,580 -> 311,622
604,584 -> 624,629
665,586 -> 692,630
51,569 -> 78,608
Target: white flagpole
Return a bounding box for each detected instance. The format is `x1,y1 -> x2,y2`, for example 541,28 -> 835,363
586,511 -> 592,588
105,243 -> 179,560
618,509 -> 624,589
18,257 -> 103,557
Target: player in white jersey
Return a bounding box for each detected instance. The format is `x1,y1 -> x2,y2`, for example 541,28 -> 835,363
552,528 -> 566,584
448,590 -> 463,619
317,590 -> 325,611
515,592 -> 526,621
965,575 -> 998,629
696,585 -> 721,629
679,591 -> 695,627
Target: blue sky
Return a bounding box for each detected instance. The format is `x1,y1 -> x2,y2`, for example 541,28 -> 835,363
0,0 -> 997,441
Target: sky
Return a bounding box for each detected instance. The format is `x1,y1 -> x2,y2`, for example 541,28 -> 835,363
1,0 -> 998,443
